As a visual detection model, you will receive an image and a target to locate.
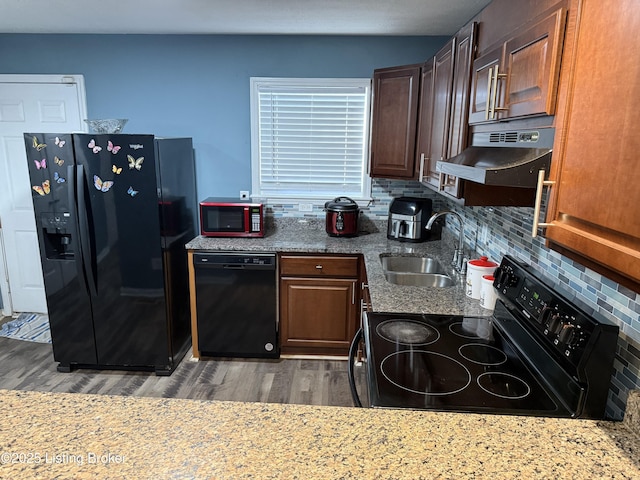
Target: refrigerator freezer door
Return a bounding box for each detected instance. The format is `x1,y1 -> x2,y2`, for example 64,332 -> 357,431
24,133 -> 98,366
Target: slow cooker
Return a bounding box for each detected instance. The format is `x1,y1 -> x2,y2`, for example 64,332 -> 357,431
324,197 -> 359,237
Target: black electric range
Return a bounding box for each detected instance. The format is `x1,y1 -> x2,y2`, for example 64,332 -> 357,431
350,256 -> 619,419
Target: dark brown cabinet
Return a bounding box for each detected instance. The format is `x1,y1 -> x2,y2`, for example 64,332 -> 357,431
279,255 -> 360,355
414,60 -> 435,180
543,0 -> 640,291
369,65 -> 421,179
469,7 -> 567,124
418,23 -> 476,200
468,46 -> 502,125
419,39 -> 454,189
370,24 -> 476,185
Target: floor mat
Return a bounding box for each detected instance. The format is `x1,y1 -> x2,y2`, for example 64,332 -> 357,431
0,313 -> 51,344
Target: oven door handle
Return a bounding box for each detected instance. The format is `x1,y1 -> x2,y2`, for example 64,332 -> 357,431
348,328 -> 363,408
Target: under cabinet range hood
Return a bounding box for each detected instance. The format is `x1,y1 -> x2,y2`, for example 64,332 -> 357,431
436,128 -> 555,187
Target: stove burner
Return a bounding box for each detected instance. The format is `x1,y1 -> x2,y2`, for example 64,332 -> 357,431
376,319 -> 439,346
449,318 -> 493,340
380,351 -> 471,395
477,372 -> 531,399
458,344 -> 508,366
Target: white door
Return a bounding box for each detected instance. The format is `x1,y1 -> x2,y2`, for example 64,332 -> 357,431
0,75 -> 87,315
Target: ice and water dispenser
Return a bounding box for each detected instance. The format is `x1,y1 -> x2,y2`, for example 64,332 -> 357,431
41,212 -> 74,259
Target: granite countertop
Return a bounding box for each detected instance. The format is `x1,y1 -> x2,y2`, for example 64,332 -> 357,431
186,218 -> 490,317
1,389 -> 639,479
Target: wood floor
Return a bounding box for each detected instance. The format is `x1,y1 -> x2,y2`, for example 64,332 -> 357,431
0,335 -> 368,407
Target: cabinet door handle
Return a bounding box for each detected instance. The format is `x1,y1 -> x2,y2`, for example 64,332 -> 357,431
491,65 -> 509,118
531,169 -> 555,238
352,281 -> 356,305
419,153 -> 425,182
489,65 -> 500,119
485,66 -> 493,121
315,264 -> 323,269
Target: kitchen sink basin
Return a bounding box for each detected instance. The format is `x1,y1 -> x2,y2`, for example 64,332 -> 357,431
382,272 -> 455,288
380,255 -> 455,288
380,255 -> 447,274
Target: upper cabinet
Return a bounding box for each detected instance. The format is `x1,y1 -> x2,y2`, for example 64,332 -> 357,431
418,38 -> 455,189
469,7 -> 567,124
440,22 -> 477,199
542,0 -> 640,291
369,64 -> 421,179
370,24 -> 477,190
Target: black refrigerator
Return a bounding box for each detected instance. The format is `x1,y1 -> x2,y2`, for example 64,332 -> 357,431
24,133 -> 197,375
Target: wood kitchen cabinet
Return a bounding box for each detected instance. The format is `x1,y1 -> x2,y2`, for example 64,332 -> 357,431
543,0 -> 640,291
418,38 -> 454,189
369,64 -> 421,179
421,22 -> 477,199
370,23 -> 476,184
468,6 -> 567,124
279,254 -> 360,355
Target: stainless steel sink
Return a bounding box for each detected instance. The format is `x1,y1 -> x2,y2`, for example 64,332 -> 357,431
382,271 -> 455,287
380,255 -> 455,287
380,256 -> 446,274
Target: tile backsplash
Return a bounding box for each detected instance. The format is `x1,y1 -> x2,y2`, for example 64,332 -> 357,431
269,178 -> 640,420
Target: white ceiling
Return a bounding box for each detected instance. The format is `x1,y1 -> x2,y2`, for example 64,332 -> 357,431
0,0 -> 492,36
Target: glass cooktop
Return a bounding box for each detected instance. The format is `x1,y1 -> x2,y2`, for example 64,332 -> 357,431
364,312 -> 567,416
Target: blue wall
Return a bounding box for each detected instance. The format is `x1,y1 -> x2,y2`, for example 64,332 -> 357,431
0,34 -> 447,200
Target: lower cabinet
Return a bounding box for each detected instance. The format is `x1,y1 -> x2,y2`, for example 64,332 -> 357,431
279,254 -> 360,355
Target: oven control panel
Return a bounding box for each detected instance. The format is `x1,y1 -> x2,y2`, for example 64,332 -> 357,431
493,256 -> 602,367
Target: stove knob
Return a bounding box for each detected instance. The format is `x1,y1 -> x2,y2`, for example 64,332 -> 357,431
558,324 -> 577,345
499,271 -> 518,289
494,267 -> 507,287
546,313 -> 563,335
538,305 -> 554,325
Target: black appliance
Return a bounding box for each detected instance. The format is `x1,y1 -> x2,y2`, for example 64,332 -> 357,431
194,252 -> 278,358
24,133 -> 197,375
324,197 -> 359,237
387,197 -> 433,242
349,255 -> 619,418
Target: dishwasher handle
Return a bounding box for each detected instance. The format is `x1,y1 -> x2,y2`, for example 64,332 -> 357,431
194,252 -> 276,270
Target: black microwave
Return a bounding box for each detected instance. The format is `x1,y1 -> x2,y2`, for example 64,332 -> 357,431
199,197 -> 264,237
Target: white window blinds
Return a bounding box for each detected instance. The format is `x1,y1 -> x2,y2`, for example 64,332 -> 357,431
251,78 -> 371,200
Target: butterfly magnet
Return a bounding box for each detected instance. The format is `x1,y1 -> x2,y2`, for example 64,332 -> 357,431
32,136 -> 46,151
94,175 -> 114,192
54,172 -> 66,183
127,155 -> 144,170
127,186 -> 139,197
54,156 -> 64,166
107,141 -> 121,154
54,137 -> 66,148
88,139 -> 102,153
34,159 -> 46,170
32,180 -> 51,196
112,164 -> 122,174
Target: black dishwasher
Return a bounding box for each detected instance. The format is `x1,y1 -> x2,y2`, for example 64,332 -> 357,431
194,252 -> 278,358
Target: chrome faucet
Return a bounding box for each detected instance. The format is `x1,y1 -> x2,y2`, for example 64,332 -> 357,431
426,211 -> 467,273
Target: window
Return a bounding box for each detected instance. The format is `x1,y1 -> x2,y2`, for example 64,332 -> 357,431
250,77 -> 371,202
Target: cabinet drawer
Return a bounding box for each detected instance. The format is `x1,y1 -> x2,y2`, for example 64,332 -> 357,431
280,255 -> 359,277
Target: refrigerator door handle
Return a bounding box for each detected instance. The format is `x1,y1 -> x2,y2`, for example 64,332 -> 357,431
76,164 -> 98,297
67,165 -> 88,295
